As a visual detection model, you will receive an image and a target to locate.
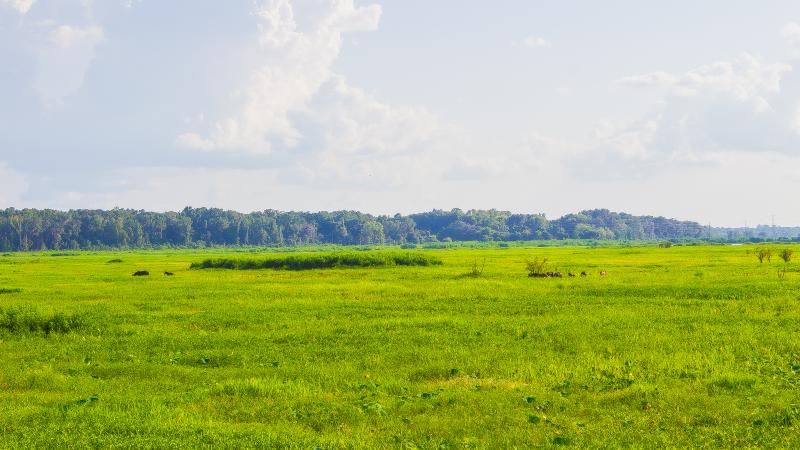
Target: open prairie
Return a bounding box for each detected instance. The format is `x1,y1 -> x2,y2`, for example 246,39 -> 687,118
1,245 -> 799,448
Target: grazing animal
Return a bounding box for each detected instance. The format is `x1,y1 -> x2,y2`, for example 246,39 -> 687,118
132,271 -> 149,277
164,271 -> 174,276
568,273 -> 576,277
529,273 -> 548,278
580,271 -> 588,277
600,271 -> 607,277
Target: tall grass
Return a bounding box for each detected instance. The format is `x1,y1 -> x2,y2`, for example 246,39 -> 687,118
0,306 -> 86,335
190,251 -> 442,271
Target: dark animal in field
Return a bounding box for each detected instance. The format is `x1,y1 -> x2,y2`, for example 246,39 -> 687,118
546,272 -> 563,278
164,271 -> 174,276
580,271 -> 588,277
600,271 -> 607,277
132,271 -> 149,277
529,273 -> 548,278
568,273 -> 576,277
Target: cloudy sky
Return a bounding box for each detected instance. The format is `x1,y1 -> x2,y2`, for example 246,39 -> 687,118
1,0 -> 800,226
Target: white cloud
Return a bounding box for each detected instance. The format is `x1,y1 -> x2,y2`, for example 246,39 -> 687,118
49,25 -> 103,48
1,1 -> 107,108
575,53 -> 800,180
0,163 -> 29,206
0,0 -> 35,14
617,71 -> 678,87
618,54 -> 790,101
782,21 -> 800,46
178,0 -> 390,155
519,36 -> 551,48
33,23 -> 105,107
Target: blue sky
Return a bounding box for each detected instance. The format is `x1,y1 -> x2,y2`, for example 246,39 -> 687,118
1,0 -> 800,226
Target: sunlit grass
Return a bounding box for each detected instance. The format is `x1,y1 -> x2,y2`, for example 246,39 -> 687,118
0,244 -> 798,447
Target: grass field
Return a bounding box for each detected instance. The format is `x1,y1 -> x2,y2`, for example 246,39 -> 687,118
1,245 -> 799,448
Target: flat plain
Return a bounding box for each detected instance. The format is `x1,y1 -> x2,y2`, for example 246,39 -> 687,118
1,245 -> 799,448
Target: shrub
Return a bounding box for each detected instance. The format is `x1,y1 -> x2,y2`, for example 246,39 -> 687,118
0,288 -> 22,295
399,243 -> 417,249
755,247 -> 773,263
525,257 -> 549,276
464,258 -> 486,278
190,252 -> 442,271
0,306 -> 86,335
779,248 -> 793,263
107,259 -> 124,264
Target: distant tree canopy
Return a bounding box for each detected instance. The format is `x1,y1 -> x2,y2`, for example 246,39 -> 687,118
0,207 -> 709,251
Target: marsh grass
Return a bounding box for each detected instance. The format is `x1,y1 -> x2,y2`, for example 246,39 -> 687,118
0,306 -> 86,335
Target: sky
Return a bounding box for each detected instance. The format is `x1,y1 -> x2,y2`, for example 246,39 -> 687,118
1,0 -> 800,226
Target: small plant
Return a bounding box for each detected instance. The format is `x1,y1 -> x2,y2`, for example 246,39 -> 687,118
780,248 -> 793,263
659,241 -> 673,248
465,258 -> 486,278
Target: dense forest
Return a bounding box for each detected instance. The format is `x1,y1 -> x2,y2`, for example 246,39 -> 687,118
0,207 -> 722,251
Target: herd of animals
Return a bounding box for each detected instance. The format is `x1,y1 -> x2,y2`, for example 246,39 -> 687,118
132,271 -> 173,277
132,269 -> 607,278
529,270 -> 608,278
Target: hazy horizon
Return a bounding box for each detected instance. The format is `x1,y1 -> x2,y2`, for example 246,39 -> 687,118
2,1 -> 800,227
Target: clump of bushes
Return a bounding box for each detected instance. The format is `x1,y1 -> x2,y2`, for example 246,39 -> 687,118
780,248 -> 793,263
106,259 -> 124,264
0,306 -> 86,335
0,288 -> 22,295
190,252 -> 443,271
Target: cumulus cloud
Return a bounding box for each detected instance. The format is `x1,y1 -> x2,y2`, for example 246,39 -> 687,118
0,163 -> 29,206
178,0 -> 390,155
0,0 -> 34,14
584,53 -> 800,180
782,22 -> 800,46
617,54 -> 790,101
518,36 -> 551,48
0,1 -> 106,107
49,24 -> 103,48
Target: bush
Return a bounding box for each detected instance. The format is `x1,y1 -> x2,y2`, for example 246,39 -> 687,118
399,243 -> 417,249
525,257 -> 549,276
190,252 -> 443,271
755,247 -> 773,263
780,248 -> 793,263
0,306 -> 86,335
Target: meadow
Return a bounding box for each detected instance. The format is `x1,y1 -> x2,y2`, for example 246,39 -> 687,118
0,244 -> 799,448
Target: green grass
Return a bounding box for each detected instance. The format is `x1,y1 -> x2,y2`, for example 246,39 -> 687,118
0,245 -> 799,448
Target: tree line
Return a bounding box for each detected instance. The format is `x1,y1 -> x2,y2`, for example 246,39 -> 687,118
0,207 -> 710,251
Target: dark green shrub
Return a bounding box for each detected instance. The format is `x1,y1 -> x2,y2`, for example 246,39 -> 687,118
190,252 -> 442,271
